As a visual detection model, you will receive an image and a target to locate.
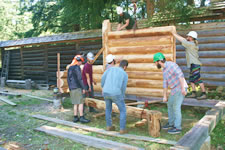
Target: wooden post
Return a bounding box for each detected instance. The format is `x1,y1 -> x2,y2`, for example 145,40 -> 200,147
102,20 -> 111,70
147,110 -> 161,137
44,45 -> 49,84
20,46 -> 24,80
1,48 -> 4,69
57,53 -> 60,89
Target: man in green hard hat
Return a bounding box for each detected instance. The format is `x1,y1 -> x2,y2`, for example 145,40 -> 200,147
153,52 -> 188,134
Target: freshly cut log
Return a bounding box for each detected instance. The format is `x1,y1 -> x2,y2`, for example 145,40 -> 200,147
127,79 -> 163,88
147,111 -> 161,137
126,87 -> 163,97
57,78 -> 68,88
112,54 -> 173,63
86,98 -> 162,137
108,45 -> 173,55
134,119 -> 147,127
108,26 -> 176,39
126,63 -> 162,72
108,36 -> 173,47
126,71 -> 163,80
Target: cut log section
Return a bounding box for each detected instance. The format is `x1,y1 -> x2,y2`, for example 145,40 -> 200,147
86,98 -> 162,137
36,125 -> 144,150
134,119 -> 147,127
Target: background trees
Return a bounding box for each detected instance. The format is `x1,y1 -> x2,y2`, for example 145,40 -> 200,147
0,0 -> 214,40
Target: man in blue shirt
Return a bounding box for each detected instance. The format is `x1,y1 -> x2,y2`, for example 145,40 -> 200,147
101,60 -> 129,134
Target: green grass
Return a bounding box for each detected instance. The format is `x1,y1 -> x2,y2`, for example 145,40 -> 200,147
0,91 -> 224,150
211,118 -> 225,149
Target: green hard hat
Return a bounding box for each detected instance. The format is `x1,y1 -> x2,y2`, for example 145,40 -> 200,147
153,52 -> 165,62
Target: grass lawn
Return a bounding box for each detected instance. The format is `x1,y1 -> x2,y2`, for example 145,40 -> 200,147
0,88 -> 224,150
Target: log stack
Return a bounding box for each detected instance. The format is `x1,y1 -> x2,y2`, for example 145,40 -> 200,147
101,20 -> 176,97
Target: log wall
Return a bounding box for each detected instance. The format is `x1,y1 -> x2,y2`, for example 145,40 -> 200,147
101,20 -> 176,97
7,41 -> 102,85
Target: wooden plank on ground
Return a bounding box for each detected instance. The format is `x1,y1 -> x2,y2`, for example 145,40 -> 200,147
35,125 -> 144,150
0,97 -> 17,106
24,95 -> 53,102
171,101 -> 225,150
32,114 -> 176,145
0,91 -> 21,96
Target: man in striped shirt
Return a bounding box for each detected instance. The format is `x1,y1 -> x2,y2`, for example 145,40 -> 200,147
153,52 -> 188,134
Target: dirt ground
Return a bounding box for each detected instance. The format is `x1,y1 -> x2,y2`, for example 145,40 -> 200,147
0,87 -> 224,150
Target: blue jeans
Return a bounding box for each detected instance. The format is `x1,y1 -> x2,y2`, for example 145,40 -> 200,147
167,91 -> 184,130
104,95 -> 126,130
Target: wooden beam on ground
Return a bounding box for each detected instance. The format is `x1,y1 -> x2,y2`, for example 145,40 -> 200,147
35,125 -> 144,150
93,112 -> 105,118
170,101 -> 225,150
0,97 -> 17,106
0,91 -> 21,97
126,100 -> 163,106
24,95 -> 53,102
32,114 -> 176,145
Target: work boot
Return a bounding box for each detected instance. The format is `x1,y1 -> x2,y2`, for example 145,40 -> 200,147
89,107 -> 99,113
73,116 -> 79,123
106,126 -> 115,131
79,116 -> 90,123
186,92 -> 196,98
162,123 -> 174,130
197,94 -> 207,100
120,129 -> 128,134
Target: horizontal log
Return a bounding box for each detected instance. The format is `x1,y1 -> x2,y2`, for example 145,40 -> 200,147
176,36 -> 225,45
178,29 -> 225,37
126,63 -> 162,72
176,43 -> 225,51
127,71 -> 163,80
176,50 -> 225,58
126,87 -> 163,97
177,58 -> 225,67
108,45 -> 173,55
108,26 -> 176,39
127,79 -> 163,88
180,66 -> 225,74
112,54 -> 173,63
23,53 -> 45,58
108,35 -> 173,47
183,72 -> 225,81
177,22 -> 225,31
86,98 -> 162,120
92,75 -> 163,88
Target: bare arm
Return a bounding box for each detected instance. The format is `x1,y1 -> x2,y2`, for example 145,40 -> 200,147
179,77 -> 187,96
163,88 -> 168,102
117,19 -> 129,31
172,32 -> 186,43
85,73 -> 92,91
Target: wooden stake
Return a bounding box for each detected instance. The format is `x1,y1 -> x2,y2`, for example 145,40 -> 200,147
57,53 -> 60,89
92,48 -> 104,65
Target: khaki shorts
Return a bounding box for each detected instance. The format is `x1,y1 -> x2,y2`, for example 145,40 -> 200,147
70,88 -> 84,105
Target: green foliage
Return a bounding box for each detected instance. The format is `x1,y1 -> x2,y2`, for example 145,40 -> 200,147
148,0 -> 207,26
0,1 -> 33,40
